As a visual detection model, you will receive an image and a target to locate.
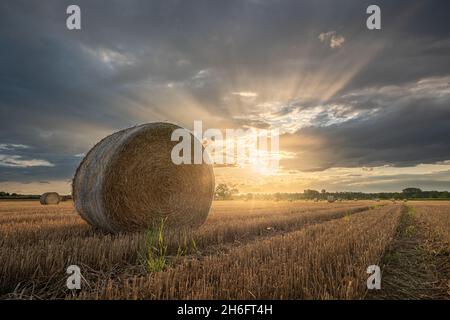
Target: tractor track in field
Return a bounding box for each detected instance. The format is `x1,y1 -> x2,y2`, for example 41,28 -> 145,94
3,205 -> 381,299
172,205 -> 376,259
368,205 -> 450,300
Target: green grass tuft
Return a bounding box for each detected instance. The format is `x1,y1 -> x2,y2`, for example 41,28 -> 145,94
145,218 -> 167,273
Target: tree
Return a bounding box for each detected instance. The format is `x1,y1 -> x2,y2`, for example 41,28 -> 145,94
304,189 -> 320,199
402,188 -> 423,199
402,188 -> 422,194
214,184 -> 238,200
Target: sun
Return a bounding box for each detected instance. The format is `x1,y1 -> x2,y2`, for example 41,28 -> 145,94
247,147 -> 280,176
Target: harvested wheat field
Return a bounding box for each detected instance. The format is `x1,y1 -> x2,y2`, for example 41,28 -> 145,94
0,200 -> 449,300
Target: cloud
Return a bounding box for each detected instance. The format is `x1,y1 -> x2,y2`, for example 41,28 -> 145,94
236,100 -> 378,134
279,76 -> 450,171
82,46 -> 137,70
318,31 -> 345,49
193,69 -> 211,79
321,168 -> 450,192
1,0 -> 450,191
0,144 -> 54,168
231,91 -> 258,98
0,144 -> 30,151
0,155 -> 54,168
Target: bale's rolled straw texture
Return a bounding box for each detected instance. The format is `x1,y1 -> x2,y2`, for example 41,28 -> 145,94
72,122 -> 215,233
40,192 -> 60,205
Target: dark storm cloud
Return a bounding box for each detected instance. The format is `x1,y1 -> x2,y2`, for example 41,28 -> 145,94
1,0 -> 450,184
280,76 -> 450,171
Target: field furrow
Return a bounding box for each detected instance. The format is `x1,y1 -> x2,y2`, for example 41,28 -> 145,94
369,204 -> 450,299
0,201 -> 374,296
4,200 -> 448,300
77,205 -> 401,300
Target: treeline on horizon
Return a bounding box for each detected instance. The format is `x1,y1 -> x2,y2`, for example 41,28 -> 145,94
223,187 -> 450,201
237,187 -> 450,201
1,187 -> 450,201
0,192 -> 40,200
0,192 -> 72,200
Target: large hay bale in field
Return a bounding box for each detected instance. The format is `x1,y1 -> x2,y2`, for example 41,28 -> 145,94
72,122 -> 215,233
40,192 -> 60,205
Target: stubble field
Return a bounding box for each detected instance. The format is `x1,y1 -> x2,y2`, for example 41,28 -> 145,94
0,200 -> 449,299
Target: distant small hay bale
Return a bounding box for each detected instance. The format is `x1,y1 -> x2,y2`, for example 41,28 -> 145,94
72,122 -> 215,233
40,192 -> 60,205
327,196 -> 335,203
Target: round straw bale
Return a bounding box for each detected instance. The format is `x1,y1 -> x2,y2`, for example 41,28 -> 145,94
40,192 -> 60,205
72,122 -> 215,233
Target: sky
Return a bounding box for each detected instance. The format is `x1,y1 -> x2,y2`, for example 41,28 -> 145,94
1,0 -> 450,194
